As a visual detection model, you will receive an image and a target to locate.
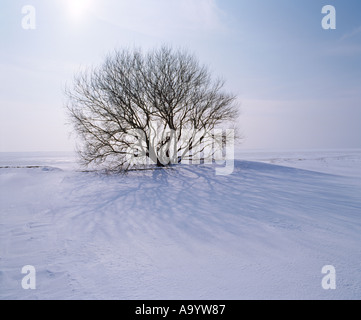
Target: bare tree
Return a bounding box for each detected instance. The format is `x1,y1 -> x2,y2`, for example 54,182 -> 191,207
66,46 -> 239,171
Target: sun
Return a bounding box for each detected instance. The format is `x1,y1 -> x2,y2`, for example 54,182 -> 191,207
68,0 -> 92,19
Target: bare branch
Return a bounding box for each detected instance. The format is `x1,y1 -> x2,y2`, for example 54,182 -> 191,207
65,46 -> 240,171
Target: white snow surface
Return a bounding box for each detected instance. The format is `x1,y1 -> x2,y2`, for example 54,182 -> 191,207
1,150 -> 361,300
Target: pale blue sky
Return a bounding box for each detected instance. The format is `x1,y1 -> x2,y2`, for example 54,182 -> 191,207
1,0 -> 360,151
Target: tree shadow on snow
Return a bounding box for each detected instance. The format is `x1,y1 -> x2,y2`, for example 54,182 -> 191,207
58,161 -> 360,244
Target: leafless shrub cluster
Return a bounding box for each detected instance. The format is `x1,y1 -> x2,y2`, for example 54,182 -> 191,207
66,46 -> 239,171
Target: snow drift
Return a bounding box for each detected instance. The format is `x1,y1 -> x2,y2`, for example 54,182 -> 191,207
0,151 -> 361,299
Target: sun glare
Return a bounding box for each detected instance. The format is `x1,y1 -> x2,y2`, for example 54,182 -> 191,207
68,0 -> 92,19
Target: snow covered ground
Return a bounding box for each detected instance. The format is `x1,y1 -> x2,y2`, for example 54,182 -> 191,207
1,149 -> 361,300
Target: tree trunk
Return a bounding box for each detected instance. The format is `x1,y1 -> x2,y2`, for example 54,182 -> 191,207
156,159 -> 165,167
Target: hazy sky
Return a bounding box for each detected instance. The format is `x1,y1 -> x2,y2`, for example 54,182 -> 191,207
1,0 -> 360,152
